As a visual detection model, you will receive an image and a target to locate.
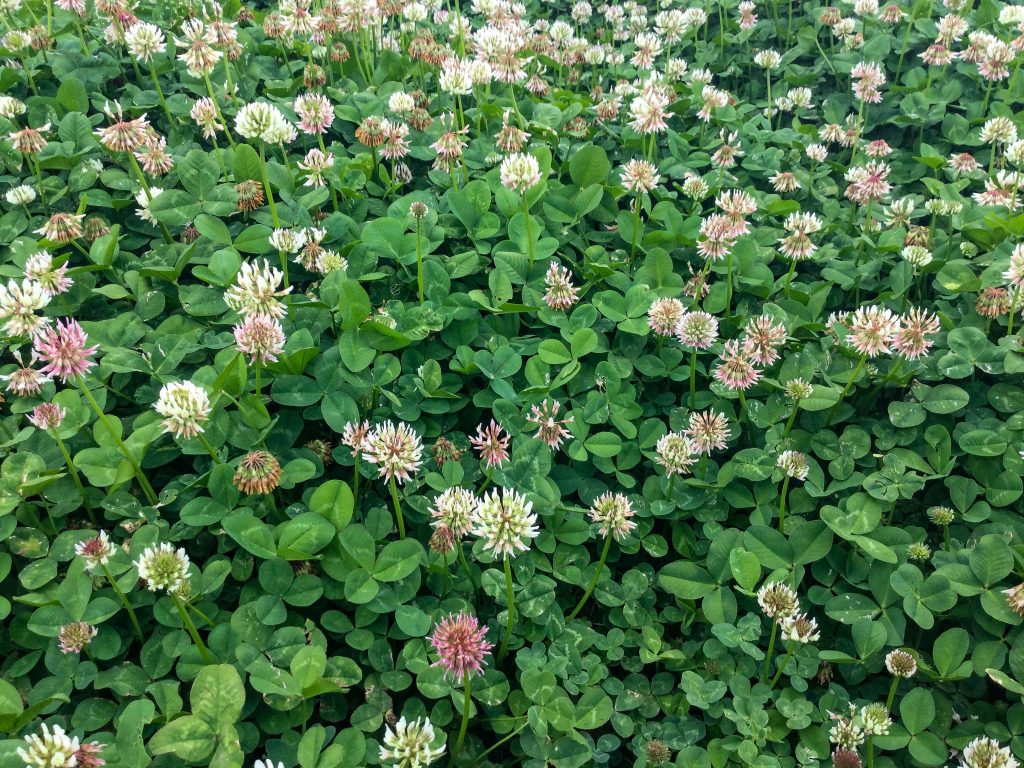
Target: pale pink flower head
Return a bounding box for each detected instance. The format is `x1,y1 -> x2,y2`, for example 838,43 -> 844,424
25,251 -> 73,298
364,420 -> 423,485
893,308 -> 941,359
675,311 -> 719,349
846,305 -> 900,357
96,104 -> 151,152
656,431 -> 698,476
589,492 -> 636,540
714,339 -> 761,390
190,97 -> 224,139
1004,244 -> 1024,287
743,315 -> 787,365
686,409 -> 731,454
620,159 -> 661,194
294,92 -> 335,135
233,313 -> 285,364
35,212 -> 84,243
648,298 -> 685,336
469,419 -> 510,468
429,612 -> 494,681
74,742 -> 105,768
544,263 -> 579,310
697,213 -> 737,261
28,402 -> 65,430
526,399 -> 573,449
429,487 -> 477,538
341,420 -> 372,454
1,350 -> 50,396
851,60 -> 885,103
716,189 -> 757,236
33,318 -> 97,382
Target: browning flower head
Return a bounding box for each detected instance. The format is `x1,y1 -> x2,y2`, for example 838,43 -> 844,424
781,612 -> 820,643
757,581 -> 799,618
648,298 -> 685,336
59,621 -> 98,654
35,212 -> 84,243
75,530 -> 117,570
28,402 -> 65,430
686,409 -> 731,454
233,450 -> 282,494
235,179 -> 265,211
304,438 -> 334,465
884,649 -> 917,677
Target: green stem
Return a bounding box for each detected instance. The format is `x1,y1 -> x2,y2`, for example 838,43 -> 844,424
203,73 -> 234,146
630,195 -> 641,262
778,476 -> 790,534
783,259 -> 797,297
195,432 -> 223,465
389,475 -> 406,539
258,143 -> 281,228
885,676 -> 900,711
477,467 -> 493,495
468,722 -> 529,768
769,644 -> 795,688
725,250 -> 734,320
499,557 -> 515,661
76,378 -> 159,506
416,217 -> 424,304
689,347 -> 698,408
522,195 -> 535,271
449,675 -> 472,767
352,452 -> 361,514
568,535 -> 613,620
173,593 -> 213,664
827,354 -> 867,426
101,564 -> 144,643
127,154 -> 173,244
457,540 -> 478,590
149,63 -> 175,135
867,736 -> 875,768
52,431 -> 87,501
943,524 -> 951,552
254,362 -> 262,399
782,403 -> 799,440
762,619 -> 778,682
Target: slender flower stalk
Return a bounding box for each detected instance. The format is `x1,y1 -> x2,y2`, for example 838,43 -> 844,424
100,563 -> 144,642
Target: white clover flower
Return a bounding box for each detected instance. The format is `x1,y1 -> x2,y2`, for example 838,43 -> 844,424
134,542 -> 190,594
499,153 -> 542,192
235,102 -> 292,143
6,184 -> 35,205
125,22 -> 166,61
75,530 -> 117,571
388,91 -> 416,115
0,94 -> 26,118
17,723 -> 80,768
472,488 -> 539,559
429,487 -> 477,538
224,259 -> 292,319
363,421 -> 424,485
757,582 -> 799,619
380,716 -> 445,768
0,278 -> 50,338
961,737 -> 1019,768
135,186 -> 163,225
154,380 -> 211,439
269,228 -> 307,253
780,612 -> 820,643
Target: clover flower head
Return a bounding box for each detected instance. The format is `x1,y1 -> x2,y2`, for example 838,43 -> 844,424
154,380 -> 210,439
588,492 -> 636,540
429,487 -> 477,538
429,612 -> 494,680
134,542 -> 190,594
364,421 -> 424,485
472,487 -> 539,559
757,581 -> 799,619
379,717 -> 445,768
